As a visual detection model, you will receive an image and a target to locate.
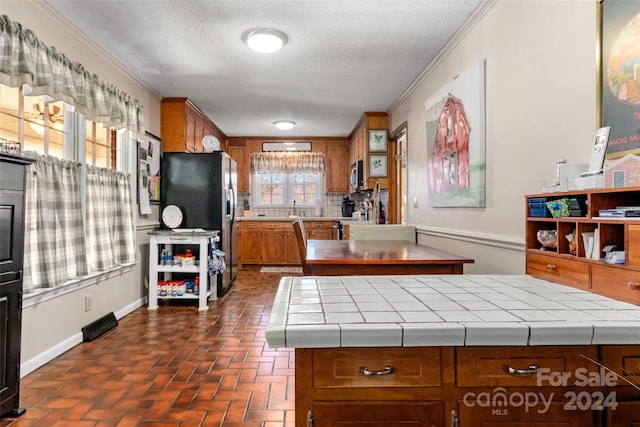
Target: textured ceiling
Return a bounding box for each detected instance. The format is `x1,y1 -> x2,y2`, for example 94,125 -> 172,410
43,0 -> 482,137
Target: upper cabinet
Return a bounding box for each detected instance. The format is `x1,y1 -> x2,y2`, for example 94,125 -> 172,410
227,145 -> 250,193
349,112 -> 389,190
161,98 -> 226,153
325,142 -> 349,193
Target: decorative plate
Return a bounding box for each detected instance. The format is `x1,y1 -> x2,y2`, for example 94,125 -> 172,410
161,204 -> 183,229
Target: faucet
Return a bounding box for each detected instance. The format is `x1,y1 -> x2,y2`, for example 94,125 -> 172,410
292,200 -> 296,216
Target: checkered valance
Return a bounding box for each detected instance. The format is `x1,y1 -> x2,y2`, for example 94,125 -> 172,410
0,15 -> 144,133
250,152 -> 325,174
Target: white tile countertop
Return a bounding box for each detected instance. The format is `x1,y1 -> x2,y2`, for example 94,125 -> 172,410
265,275 -> 640,348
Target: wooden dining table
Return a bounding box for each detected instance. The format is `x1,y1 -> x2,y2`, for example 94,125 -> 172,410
304,239 -> 474,276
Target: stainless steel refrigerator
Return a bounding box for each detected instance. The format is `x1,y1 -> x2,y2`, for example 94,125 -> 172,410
161,152 -> 238,296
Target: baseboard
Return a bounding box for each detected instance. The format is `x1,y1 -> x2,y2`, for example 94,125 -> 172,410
20,296 -> 146,377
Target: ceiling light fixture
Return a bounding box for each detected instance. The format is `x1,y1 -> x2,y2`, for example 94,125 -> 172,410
274,120 -> 295,130
243,28 -> 288,53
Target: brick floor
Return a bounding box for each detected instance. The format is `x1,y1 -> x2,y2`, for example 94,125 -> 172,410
1,266 -> 296,427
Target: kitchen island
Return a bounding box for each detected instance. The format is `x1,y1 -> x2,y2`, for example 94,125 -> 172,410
266,274 -> 640,426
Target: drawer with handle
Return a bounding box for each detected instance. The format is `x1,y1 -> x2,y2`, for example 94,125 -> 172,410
456,346 -> 598,387
312,347 -> 442,388
526,252 -> 590,290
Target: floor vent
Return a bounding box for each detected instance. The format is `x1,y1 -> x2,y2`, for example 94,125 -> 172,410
82,312 -> 118,342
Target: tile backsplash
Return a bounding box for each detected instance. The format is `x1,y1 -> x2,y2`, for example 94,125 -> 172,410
238,190 -> 388,219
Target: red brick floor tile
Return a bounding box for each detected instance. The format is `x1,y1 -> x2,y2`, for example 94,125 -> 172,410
1,267 -> 296,426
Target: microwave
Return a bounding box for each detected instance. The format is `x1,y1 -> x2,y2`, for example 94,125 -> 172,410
350,160 -> 364,192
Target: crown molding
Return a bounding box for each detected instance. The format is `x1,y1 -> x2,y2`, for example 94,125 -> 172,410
389,0 -> 498,112
28,0 -> 160,100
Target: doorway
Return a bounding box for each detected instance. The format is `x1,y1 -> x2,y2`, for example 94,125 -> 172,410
391,123 -> 408,225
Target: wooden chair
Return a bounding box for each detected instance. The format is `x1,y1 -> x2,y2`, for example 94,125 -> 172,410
292,218 -> 310,275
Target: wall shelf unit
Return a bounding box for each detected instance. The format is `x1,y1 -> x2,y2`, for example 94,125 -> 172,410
525,186 -> 640,304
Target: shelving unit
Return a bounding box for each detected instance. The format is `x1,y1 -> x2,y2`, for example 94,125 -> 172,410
525,186 -> 640,304
148,230 -> 220,311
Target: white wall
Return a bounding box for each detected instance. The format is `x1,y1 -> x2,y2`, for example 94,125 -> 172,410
3,0 -> 162,373
389,0 -> 597,273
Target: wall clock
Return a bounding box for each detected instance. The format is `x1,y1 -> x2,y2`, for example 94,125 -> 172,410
161,204 -> 183,229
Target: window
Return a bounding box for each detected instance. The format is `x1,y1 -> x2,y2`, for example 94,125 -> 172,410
1,83 -> 136,296
254,172 -> 322,207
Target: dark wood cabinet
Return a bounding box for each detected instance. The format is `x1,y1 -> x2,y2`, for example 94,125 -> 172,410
0,153 -> 31,418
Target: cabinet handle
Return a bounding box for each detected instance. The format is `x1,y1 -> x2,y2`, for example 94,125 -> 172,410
504,364 -> 540,376
281,232 -> 285,236
450,410 -> 459,427
546,264 -> 557,271
629,282 -> 640,291
307,410 -> 314,427
360,365 -> 394,376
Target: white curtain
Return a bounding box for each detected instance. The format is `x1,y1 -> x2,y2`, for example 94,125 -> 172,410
86,166 -> 136,272
22,153 -> 88,292
0,15 -> 143,133
250,152 -> 325,174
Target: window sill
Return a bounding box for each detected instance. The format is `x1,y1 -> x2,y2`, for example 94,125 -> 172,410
22,262 -> 137,309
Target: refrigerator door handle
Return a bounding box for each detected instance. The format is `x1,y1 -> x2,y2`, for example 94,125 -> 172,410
229,187 -> 235,221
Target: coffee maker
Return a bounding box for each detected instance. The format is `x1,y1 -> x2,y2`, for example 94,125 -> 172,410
341,195 -> 355,217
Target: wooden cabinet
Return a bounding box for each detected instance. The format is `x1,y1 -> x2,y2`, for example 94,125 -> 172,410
607,402 -> 640,426
525,187 -> 640,303
161,97 -> 225,153
307,221 -> 335,240
298,344 -> 640,427
457,402 -> 595,426
239,220 -> 334,265
0,153 -> 32,418
325,144 -> 349,193
239,222 -> 262,264
227,145 -> 249,193
313,401 -> 443,427
261,222 -> 300,265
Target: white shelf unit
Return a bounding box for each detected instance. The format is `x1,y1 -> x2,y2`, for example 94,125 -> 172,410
148,231 -> 220,311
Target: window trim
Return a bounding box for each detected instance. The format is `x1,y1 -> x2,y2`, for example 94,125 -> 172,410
252,172 -> 323,208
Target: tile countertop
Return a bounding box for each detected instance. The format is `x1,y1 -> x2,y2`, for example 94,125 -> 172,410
265,275 -> 640,349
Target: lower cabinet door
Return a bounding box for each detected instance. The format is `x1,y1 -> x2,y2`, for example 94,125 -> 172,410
313,401 -> 443,427
458,401 -> 595,426
607,401 -> 640,426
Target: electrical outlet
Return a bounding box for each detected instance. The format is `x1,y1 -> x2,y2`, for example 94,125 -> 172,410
85,295 -> 92,312
413,197 -> 419,208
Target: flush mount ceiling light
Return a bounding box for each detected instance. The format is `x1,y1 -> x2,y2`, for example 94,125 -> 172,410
243,28 -> 288,53
274,120 -> 295,130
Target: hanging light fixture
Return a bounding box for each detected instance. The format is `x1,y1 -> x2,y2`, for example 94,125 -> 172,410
274,120 -> 295,130
243,28 -> 288,53
29,101 -> 64,135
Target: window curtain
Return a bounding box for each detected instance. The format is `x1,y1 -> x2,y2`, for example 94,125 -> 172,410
86,166 -> 136,271
0,15 -> 143,133
22,152 -> 88,293
250,152 -> 325,174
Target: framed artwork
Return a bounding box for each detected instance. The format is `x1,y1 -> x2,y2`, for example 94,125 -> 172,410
138,131 -> 162,204
600,1 -> 640,159
368,154 -> 388,177
368,129 -> 388,152
425,58 -> 486,208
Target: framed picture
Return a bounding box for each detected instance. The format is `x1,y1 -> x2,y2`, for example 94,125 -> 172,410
138,131 -> 162,204
600,1 -> 640,159
368,129 -> 388,152
369,154 -> 388,177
